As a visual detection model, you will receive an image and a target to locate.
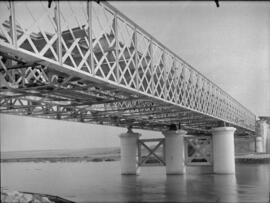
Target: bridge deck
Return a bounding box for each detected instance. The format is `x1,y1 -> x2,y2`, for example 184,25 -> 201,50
0,1 -> 255,135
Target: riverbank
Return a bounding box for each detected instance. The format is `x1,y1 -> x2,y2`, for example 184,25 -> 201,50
235,153 -> 270,163
0,155 -> 120,163
1,149 -> 269,164
1,148 -> 121,163
1,189 -> 75,203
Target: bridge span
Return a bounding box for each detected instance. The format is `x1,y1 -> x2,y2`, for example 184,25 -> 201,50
0,1 -> 256,175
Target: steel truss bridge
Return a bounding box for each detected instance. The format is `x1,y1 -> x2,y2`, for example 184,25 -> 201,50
0,1 -> 256,135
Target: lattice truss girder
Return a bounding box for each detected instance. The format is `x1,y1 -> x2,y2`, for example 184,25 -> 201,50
0,1 -> 255,133
0,56 -> 223,132
0,56 -> 252,135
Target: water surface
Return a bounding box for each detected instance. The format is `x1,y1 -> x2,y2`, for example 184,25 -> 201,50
1,161 -> 269,202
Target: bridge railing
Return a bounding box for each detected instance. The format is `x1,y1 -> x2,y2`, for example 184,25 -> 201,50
0,1 -> 255,131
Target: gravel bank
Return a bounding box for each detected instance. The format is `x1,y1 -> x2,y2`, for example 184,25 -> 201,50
1,189 -> 74,203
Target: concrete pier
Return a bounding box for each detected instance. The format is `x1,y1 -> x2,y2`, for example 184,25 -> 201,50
212,127 -> 236,174
256,120 -> 269,153
255,136 -> 264,153
162,130 -> 187,175
119,129 -> 141,175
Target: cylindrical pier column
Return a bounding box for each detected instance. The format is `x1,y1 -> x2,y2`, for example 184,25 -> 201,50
256,120 -> 268,153
255,136 -> 264,153
119,129 -> 141,175
211,127 -> 236,174
162,130 -> 187,175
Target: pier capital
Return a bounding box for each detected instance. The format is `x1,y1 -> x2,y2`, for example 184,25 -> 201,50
162,130 -> 187,137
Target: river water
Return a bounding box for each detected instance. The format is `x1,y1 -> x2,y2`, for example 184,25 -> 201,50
1,161 -> 269,203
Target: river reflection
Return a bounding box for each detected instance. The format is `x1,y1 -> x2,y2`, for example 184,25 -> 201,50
165,175 -> 187,202
121,175 -> 143,202
1,162 -> 270,202
213,175 -> 238,202
162,174 -> 237,202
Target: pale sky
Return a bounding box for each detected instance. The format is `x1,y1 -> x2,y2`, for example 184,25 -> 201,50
1,1 -> 269,151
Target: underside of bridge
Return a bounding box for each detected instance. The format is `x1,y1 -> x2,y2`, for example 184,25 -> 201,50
0,1 -> 255,136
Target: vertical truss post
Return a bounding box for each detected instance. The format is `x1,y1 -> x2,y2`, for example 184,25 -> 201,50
172,57 -> 176,101
79,111 -> 84,122
9,1 -> 17,47
163,139 -> 166,163
162,50 -> 167,99
113,12 -> 120,83
27,100 -> 32,115
149,38 -> 154,94
55,1 -> 62,65
56,105 -> 61,119
133,27 -> 139,90
137,139 -> 141,166
87,0 -> 94,74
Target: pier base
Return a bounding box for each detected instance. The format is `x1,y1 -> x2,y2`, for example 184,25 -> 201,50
119,129 -> 141,175
162,130 -> 187,175
212,127 -> 236,174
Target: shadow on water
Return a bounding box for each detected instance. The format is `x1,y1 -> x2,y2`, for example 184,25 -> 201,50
165,175 -> 187,202
121,175 -> 143,202
213,175 -> 238,203
163,174 -> 238,203
120,170 -> 240,202
120,165 -> 269,203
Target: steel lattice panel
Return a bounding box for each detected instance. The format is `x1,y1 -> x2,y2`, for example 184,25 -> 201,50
0,1 -> 255,134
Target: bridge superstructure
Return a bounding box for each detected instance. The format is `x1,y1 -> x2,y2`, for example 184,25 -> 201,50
0,1 -> 257,175
0,1 -> 255,135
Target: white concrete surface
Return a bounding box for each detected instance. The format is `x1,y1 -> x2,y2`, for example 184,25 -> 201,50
255,136 -> 264,153
119,130 -> 141,175
211,127 -> 236,174
257,120 -> 269,153
162,130 -> 187,175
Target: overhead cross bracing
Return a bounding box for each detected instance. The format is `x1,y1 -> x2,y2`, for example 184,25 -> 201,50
0,1 -> 255,135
